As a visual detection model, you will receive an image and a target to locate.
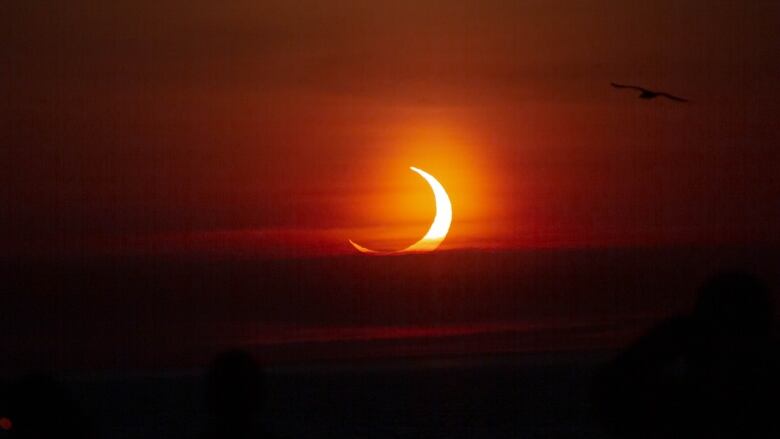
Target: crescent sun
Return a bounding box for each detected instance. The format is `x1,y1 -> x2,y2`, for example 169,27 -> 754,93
349,167 -> 452,254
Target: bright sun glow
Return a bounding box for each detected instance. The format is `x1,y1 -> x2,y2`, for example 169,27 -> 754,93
349,166 -> 453,254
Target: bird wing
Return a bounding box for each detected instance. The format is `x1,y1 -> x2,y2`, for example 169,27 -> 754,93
610,82 -> 647,92
657,92 -> 689,102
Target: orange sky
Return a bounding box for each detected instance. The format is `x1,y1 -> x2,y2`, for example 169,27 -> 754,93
3,1 -> 780,257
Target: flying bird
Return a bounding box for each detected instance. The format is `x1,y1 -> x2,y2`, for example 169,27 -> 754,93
610,82 -> 688,102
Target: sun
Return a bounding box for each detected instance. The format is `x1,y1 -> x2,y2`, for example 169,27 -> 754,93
349,167 -> 452,254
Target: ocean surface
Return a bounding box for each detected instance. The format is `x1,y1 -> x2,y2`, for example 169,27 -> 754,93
3,246 -> 779,437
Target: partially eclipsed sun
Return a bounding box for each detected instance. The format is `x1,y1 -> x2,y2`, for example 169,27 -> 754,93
349,167 -> 452,254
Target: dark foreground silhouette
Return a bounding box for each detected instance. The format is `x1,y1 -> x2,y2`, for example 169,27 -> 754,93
2,269 -> 777,438
201,349 -> 274,439
0,373 -> 94,439
595,271 -> 779,438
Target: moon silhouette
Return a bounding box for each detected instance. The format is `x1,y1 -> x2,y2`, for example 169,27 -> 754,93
349,167 -> 452,254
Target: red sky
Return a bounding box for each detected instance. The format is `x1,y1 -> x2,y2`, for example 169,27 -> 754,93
3,1 -> 780,257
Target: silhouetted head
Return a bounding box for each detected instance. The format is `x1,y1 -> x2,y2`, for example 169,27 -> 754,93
694,272 -> 772,333
692,271 -> 773,353
1,373 -> 91,438
595,272 -> 777,438
205,350 -> 264,426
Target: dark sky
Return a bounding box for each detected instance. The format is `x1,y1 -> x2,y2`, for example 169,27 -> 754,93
3,0 -> 780,257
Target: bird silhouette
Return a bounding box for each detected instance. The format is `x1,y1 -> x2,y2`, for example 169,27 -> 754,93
611,82 -> 688,102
